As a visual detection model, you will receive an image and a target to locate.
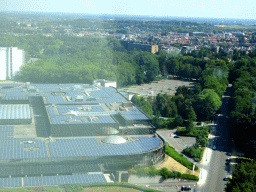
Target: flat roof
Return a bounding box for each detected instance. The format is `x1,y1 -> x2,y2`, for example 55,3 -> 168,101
0,126 -> 161,160
0,104 -> 31,120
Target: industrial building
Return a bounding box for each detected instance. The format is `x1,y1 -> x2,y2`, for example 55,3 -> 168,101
0,47 -> 25,80
0,81 -> 165,188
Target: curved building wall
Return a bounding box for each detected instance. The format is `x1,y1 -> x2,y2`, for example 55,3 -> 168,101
0,136 -> 165,177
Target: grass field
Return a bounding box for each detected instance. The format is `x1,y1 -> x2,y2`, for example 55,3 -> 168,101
83,186 -> 143,192
214,25 -> 256,31
0,184 -> 161,192
0,186 -> 144,192
0,186 -> 63,192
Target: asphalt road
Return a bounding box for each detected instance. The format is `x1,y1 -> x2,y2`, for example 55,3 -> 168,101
197,85 -> 232,192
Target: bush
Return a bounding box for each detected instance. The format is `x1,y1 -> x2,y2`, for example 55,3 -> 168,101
181,174 -> 199,181
169,171 -> 182,178
159,167 -> 169,179
148,166 -> 159,176
183,146 -> 204,161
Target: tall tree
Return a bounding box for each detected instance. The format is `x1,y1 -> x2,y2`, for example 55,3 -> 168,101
225,161 -> 256,192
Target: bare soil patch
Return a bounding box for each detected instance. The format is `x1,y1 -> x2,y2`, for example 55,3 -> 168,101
156,156 -> 200,177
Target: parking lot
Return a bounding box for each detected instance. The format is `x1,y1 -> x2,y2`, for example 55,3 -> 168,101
124,78 -> 195,97
157,130 -> 197,155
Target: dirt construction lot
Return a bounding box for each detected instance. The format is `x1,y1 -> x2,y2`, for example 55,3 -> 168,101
125,78 -> 195,97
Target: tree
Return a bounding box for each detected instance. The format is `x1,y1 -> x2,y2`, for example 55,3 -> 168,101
159,167 -> 170,179
244,140 -> 256,160
186,106 -> 197,121
225,161 -> 256,192
174,115 -> 184,127
131,95 -> 153,117
134,51 -> 160,84
233,49 -> 239,61
185,119 -> 194,133
194,89 -> 222,120
202,75 -> 226,97
155,93 -> 168,116
156,49 -> 168,75
175,86 -> 193,100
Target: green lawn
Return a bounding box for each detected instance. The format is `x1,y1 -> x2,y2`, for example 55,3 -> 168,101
215,25 -> 256,31
83,186 -> 143,192
0,183 -> 161,192
0,186 -> 63,192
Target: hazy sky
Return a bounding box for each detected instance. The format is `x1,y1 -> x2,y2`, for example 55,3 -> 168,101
1,0 -> 256,19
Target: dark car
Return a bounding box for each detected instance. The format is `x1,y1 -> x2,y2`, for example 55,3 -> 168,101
225,161 -> 230,165
181,186 -> 191,191
226,158 -> 231,162
227,152 -> 231,156
174,135 -> 179,138
223,176 -> 229,181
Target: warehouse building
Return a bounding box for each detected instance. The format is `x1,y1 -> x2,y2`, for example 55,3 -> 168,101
0,81 -> 165,188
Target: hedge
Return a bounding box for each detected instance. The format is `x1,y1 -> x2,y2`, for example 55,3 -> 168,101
183,146 -> 205,162
129,166 -> 199,181
165,142 -> 199,170
181,173 -> 199,181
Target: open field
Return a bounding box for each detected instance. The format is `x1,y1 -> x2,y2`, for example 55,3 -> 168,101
83,186 -> 143,192
214,25 -> 256,31
0,185 -> 157,192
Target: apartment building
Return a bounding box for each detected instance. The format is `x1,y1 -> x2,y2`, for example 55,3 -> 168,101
0,47 -> 24,80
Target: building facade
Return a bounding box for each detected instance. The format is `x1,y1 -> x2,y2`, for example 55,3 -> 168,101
0,47 -> 24,80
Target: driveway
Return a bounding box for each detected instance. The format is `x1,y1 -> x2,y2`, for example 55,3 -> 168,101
157,129 -> 197,162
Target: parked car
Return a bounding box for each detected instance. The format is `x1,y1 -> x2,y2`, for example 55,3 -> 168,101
213,145 -> 216,150
227,152 -> 231,156
223,176 -> 229,181
181,186 -> 191,191
174,135 -> 179,138
226,158 -> 231,162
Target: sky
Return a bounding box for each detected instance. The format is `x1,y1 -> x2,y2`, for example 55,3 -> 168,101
1,0 -> 256,20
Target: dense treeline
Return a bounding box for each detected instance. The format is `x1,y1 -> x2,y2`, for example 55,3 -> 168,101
223,51 -> 256,191
1,34 -> 162,87
225,160 -> 256,192
133,48 -> 229,122
227,55 -> 256,160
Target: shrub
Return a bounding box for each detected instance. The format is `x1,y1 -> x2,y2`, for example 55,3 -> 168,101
181,174 -> 199,181
183,146 -> 204,161
148,166 -> 159,176
159,167 -> 169,179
